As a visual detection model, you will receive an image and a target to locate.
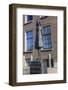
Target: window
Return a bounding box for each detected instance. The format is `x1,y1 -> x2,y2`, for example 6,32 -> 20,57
42,25 -> 52,49
27,15 -> 33,21
26,31 -> 33,51
24,15 -> 33,23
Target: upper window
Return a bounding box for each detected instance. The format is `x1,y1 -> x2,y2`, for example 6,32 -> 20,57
42,25 -> 52,49
24,15 -> 33,23
27,15 -> 33,21
26,31 -> 33,51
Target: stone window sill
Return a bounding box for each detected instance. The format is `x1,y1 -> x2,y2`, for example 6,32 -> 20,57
40,48 -> 52,52
24,21 -> 32,25
23,51 -> 33,54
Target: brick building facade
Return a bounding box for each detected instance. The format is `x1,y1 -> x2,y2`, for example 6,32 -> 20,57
23,15 -> 57,75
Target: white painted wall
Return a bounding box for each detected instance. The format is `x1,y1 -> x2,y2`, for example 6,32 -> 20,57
0,0 -> 68,90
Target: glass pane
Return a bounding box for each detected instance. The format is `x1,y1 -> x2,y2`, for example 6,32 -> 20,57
27,31 -> 33,39
43,42 -> 52,49
43,44 -> 47,48
45,40 -> 49,44
30,39 -> 33,44
27,44 -> 30,50
48,39 -> 51,44
48,35 -> 51,39
29,32 -> 33,37
27,15 -> 33,21
43,25 -> 51,35
48,44 -> 52,48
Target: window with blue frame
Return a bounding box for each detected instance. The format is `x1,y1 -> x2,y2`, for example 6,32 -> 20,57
42,25 -> 52,49
27,15 -> 33,22
26,31 -> 33,51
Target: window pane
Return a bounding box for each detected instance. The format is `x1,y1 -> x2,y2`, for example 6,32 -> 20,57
27,15 -> 33,21
29,32 -> 33,37
42,25 -> 51,35
27,31 -> 33,39
48,44 -> 52,48
30,39 -> 32,43
43,44 -> 47,48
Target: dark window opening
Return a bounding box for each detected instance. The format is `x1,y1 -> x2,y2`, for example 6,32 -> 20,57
27,15 -> 33,21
